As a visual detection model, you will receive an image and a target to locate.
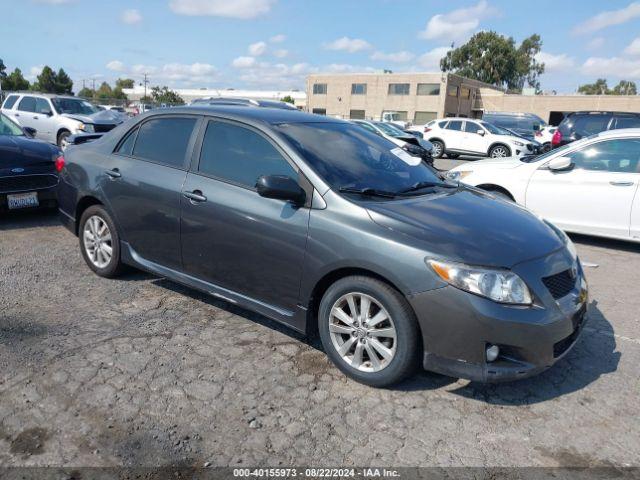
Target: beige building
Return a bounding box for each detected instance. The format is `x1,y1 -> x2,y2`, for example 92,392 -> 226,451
306,72 -> 640,125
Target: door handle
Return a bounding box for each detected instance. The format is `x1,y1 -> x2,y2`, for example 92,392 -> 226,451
610,180 -> 634,187
105,168 -> 121,179
183,190 -> 207,203
33,116 -> 39,119
15,113 -> 20,117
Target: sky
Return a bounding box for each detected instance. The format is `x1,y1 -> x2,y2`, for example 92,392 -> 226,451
2,0 -> 640,94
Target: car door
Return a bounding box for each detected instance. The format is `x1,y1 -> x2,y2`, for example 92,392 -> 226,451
180,118 -> 310,316
101,115 -> 200,270
443,120 -> 465,151
525,138 -> 640,238
14,96 -> 39,133
34,98 -> 56,142
462,121 -> 488,154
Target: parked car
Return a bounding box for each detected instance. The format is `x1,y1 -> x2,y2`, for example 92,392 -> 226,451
552,111 -> 640,148
416,117 -> 537,159
380,111 -> 410,129
482,111 -> 555,152
447,128 -> 640,243
352,119 -> 434,165
0,112 -> 62,212
191,97 -> 298,110
1,93 -> 124,148
58,105 -> 588,386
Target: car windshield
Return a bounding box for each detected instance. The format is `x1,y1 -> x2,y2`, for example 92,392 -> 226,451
0,113 -> 24,136
374,122 -> 406,137
479,121 -> 503,135
275,122 -> 446,196
52,98 -> 99,115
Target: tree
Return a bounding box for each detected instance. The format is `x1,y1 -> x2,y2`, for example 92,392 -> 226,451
2,68 -> 30,91
77,87 -> 94,98
115,78 -> 134,89
96,81 -> 113,99
280,95 -> 295,104
578,79 -> 609,95
611,80 -> 637,95
440,31 -> 545,92
54,68 -> 73,94
36,66 -> 57,93
150,86 -> 184,105
0,58 -> 6,86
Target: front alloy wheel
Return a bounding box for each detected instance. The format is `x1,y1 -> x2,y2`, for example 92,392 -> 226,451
489,145 -> 510,158
328,293 -> 397,372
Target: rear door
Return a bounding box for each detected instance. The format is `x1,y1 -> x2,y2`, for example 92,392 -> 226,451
180,118 -> 310,315
14,96 -> 39,133
443,120 -> 465,151
526,138 -> 640,238
100,115 -> 200,269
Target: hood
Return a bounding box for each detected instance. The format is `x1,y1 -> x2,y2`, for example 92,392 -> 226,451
62,109 -> 124,125
0,135 -> 57,171
365,187 -> 564,268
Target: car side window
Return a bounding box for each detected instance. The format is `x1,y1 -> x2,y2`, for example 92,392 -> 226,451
35,98 -> 52,115
358,122 -> 378,134
463,121 -> 480,133
17,96 -> 37,113
614,116 -> 640,129
572,115 -> 611,136
2,95 -> 19,109
198,120 -> 298,189
447,121 -> 463,131
568,139 -> 640,173
115,127 -> 139,156
132,117 -> 197,169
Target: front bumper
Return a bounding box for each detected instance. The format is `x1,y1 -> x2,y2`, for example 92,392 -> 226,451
409,248 -> 588,382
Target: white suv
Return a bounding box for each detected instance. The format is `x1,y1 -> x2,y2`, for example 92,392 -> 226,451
415,118 -> 536,159
1,93 -> 123,147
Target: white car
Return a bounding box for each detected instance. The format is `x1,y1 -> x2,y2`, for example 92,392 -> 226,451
352,120 -> 434,164
413,118 -> 536,159
447,128 -> 640,243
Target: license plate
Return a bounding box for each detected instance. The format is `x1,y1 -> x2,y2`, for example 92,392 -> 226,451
7,192 -> 39,210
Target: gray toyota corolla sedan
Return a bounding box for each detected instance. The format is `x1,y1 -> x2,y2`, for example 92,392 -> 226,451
57,106 -> 589,387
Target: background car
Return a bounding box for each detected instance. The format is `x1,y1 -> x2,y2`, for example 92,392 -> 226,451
1,93 -> 124,147
552,111 -> 640,148
483,111 -> 554,152
447,128 -> 640,243
352,119 -> 433,164
417,117 -> 537,159
0,112 -> 62,212
191,97 -> 299,110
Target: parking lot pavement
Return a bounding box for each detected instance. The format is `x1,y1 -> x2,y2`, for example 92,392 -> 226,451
1,210 -> 639,468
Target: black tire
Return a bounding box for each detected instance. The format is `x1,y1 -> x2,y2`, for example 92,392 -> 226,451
488,144 -> 511,158
78,205 -> 124,278
430,140 -> 445,159
447,153 -> 460,159
318,276 -> 420,387
57,130 -> 71,148
541,142 -> 552,153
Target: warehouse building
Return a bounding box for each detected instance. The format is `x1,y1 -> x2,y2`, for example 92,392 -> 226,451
306,72 -> 640,125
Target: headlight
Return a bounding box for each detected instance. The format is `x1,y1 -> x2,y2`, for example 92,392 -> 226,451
445,170 -> 472,181
513,141 -> 524,147
80,123 -> 95,133
427,259 -> 533,305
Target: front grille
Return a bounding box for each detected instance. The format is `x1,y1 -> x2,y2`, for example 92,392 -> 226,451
0,174 -> 58,194
542,269 -> 575,300
94,124 -> 116,133
553,306 -> 586,357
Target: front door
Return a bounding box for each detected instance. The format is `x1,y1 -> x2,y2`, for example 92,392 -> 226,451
34,98 -> 56,142
462,120 -> 488,155
526,138 -> 640,238
100,115 -> 199,269
14,96 -> 39,135
180,119 -> 310,314
442,120 -> 466,152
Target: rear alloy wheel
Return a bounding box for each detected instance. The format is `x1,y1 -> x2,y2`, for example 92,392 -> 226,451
430,140 -> 445,159
79,205 -> 124,278
489,145 -> 510,158
319,276 -> 419,387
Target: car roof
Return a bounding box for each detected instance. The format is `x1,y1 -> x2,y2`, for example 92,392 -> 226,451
567,111 -> 640,116
9,92 -> 75,99
147,105 -> 341,125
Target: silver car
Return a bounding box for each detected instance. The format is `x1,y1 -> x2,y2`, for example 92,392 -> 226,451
1,93 -> 124,147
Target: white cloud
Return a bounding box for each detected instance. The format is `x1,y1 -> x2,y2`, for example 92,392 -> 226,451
232,56 -> 257,68
169,0 -> 275,19
582,56 -> 640,78
27,66 -> 44,81
269,34 -> 286,43
31,0 -> 75,4
273,49 -> 288,58
624,37 -> 640,56
370,51 -> 415,63
121,9 -> 142,25
535,52 -> 576,73
237,62 -> 317,88
248,41 -> 268,56
106,60 -> 126,72
417,47 -> 450,69
419,1 -> 498,42
573,2 -> 640,34
324,36 -> 372,53
162,62 -> 216,81
586,37 -> 605,50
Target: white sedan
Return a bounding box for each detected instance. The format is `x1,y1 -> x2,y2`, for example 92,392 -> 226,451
447,128 -> 640,243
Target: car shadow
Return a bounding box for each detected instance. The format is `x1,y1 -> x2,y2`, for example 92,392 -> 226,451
0,208 -> 60,231
569,232 -> 640,254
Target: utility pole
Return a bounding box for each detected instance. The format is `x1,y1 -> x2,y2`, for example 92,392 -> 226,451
143,73 -> 149,101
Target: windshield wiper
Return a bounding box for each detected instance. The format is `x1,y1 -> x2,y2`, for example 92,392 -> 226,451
397,181 -> 457,195
338,187 -> 397,198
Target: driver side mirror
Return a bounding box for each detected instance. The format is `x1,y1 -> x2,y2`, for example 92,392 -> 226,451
256,175 -> 306,205
476,129 -> 485,136
39,108 -> 53,116
547,156 -> 574,172
23,127 -> 37,138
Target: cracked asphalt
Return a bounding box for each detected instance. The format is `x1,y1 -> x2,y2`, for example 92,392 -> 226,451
0,210 -> 639,468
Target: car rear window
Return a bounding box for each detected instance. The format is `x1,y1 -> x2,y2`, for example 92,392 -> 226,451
569,114 -> 612,137
446,121 -> 463,131
132,117 -> 197,169
2,95 -> 19,110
